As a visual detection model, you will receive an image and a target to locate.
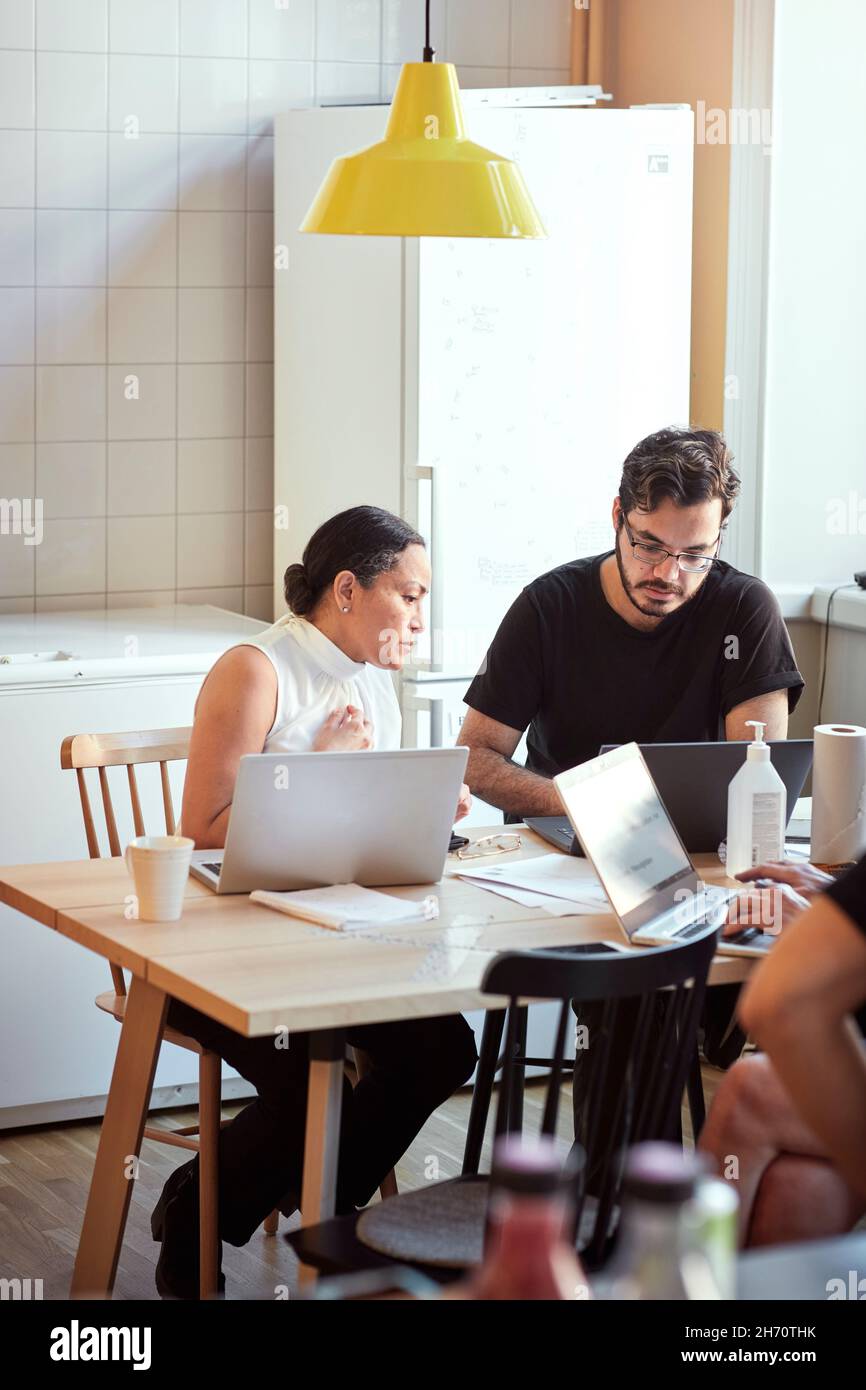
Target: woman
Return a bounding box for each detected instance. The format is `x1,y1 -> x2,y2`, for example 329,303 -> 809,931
153,506 -> 477,1298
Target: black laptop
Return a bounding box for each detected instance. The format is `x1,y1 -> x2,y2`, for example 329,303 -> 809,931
525,739 -> 813,856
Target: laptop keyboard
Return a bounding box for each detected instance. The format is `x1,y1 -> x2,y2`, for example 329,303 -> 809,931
202,862 -> 222,875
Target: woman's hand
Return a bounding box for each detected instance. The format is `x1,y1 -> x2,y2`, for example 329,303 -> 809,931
722,861 -> 835,938
312,705 -> 374,752
455,783 -> 472,822
735,861 -> 835,899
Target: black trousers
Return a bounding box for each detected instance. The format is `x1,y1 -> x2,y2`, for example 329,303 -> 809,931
163,998 -> 478,1247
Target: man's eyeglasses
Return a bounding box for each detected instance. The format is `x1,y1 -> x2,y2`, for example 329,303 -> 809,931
622,516 -> 722,575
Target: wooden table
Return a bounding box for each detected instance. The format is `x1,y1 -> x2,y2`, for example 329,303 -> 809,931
0,827 -> 751,1297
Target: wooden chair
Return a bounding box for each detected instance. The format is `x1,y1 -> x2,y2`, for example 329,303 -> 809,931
61,726 -> 395,1299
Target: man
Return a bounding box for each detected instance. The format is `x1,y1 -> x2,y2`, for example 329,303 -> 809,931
457,426 -> 805,1159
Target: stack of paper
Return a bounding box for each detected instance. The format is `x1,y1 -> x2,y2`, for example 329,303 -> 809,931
456,854 -> 610,917
250,883 -> 439,932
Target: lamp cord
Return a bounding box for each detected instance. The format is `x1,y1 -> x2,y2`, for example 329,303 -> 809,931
423,0 -> 435,61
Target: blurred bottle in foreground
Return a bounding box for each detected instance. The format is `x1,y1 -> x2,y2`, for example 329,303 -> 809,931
600,1143 -> 738,1300
452,1134 -> 592,1301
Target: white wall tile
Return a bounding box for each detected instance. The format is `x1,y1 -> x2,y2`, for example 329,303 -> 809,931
244,508 -> 272,584
178,362 -> 243,436
36,364 -> 106,440
108,287 -> 177,362
245,135 -> 273,211
35,592 -> 106,610
36,287 -> 106,363
0,0 -> 35,48
37,132 -> 107,209
0,210 -> 35,285
36,441 -> 106,517
245,210 -> 272,285
382,0 -> 428,64
0,50 -> 35,128
37,52 -> 108,131
178,286 -> 245,361
0,367 -> 35,441
178,210 -> 245,285
180,0 -> 248,58
179,134 -> 246,211
446,0 -> 508,67
107,363 -> 176,438
245,361 -> 272,435
243,583 -> 273,620
36,210 -> 107,287
177,436 -> 243,511
0,532 -> 36,598
0,132 -> 36,208
37,0 -> 108,52
180,56 -> 247,134
244,434 -> 272,509
107,439 -> 175,514
316,61 -> 381,104
105,588 -> 173,606
456,66 -> 509,89
176,585 -> 243,609
0,598 -> 36,612
0,442 -> 36,496
108,210 -> 177,286
509,0 -> 572,70
245,285 -> 272,361
316,0 -> 381,63
249,0 -> 314,61
177,510 -> 243,586
509,67 -> 572,87
0,288 -> 35,365
247,60 -> 313,135
109,0 -> 179,55
109,55 -> 179,133
35,517 -> 106,593
109,133 -> 179,210
108,514 -> 176,589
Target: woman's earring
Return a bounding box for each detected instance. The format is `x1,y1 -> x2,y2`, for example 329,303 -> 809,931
341,606 -> 350,613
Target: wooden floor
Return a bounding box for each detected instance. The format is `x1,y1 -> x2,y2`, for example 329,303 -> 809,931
0,1065 -> 725,1301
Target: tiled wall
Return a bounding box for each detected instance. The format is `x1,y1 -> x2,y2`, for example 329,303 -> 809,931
0,0 -> 572,621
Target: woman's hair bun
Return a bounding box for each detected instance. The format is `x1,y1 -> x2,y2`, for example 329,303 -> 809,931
284,562 -> 314,615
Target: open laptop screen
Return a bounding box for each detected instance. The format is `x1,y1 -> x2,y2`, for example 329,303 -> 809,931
556,746 -> 694,919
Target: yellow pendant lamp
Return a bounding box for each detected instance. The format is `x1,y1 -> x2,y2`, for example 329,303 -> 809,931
300,3 -> 546,239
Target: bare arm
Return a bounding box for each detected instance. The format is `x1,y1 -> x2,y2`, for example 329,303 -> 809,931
181,646 -> 278,849
456,708 -> 561,817
725,688 -> 788,741
739,895 -> 866,1203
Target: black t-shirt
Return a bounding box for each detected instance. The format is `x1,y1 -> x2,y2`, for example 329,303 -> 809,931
826,854 -> 866,939
464,553 -> 804,790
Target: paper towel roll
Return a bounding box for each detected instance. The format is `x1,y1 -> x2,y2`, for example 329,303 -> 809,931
810,724 -> 866,863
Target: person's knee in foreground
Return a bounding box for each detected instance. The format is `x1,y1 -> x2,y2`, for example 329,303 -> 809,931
699,855 -> 866,1246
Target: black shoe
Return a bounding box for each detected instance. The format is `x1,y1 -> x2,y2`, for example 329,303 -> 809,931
152,1164 -> 225,1300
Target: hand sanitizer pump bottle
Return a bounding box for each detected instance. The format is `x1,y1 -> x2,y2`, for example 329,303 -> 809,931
725,720 -> 786,876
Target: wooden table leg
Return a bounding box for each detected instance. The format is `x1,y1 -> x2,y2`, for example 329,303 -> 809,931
71,977 -> 168,1298
298,1028 -> 345,1288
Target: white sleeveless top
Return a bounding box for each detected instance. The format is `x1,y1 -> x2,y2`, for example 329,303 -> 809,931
235,612 -> 402,753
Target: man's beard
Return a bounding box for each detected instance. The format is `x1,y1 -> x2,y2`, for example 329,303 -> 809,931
614,528 -> 695,619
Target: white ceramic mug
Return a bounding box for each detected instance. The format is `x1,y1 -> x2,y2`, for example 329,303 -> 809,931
124,835 -> 194,922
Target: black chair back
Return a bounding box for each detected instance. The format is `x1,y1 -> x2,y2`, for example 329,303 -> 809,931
468,924 -> 718,1268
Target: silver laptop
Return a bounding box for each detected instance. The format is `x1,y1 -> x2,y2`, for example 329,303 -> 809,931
190,747 -> 468,894
552,742 -> 769,953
